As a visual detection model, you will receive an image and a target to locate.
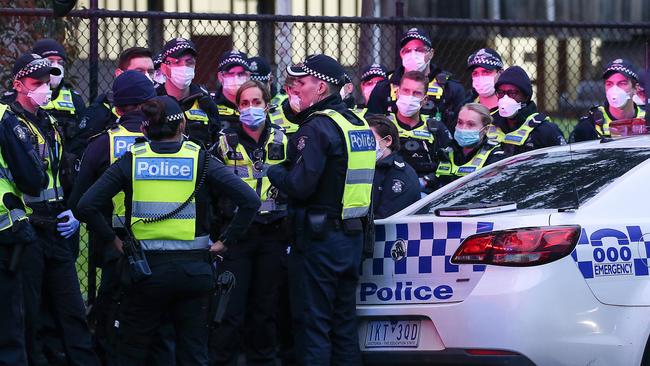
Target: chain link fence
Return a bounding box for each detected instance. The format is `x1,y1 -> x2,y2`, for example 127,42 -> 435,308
1,7 -> 649,300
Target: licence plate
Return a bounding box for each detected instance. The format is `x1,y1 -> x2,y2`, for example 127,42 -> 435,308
364,320 -> 421,348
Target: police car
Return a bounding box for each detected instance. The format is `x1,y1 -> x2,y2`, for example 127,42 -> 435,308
358,130 -> 650,365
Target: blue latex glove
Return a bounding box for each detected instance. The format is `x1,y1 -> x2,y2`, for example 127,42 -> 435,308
57,210 -> 80,238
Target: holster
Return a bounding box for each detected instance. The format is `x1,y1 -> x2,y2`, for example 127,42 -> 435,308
120,238 -> 152,285
306,211 -> 328,240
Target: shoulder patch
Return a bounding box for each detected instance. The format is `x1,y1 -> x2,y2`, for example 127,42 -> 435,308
13,124 -> 29,142
297,135 -> 308,151
394,160 -> 405,168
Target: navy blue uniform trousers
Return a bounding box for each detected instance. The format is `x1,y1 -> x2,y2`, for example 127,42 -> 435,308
289,228 -> 363,366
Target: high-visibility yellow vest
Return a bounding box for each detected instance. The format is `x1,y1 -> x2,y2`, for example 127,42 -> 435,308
219,126 -> 288,212
217,104 -> 239,118
595,105 -> 646,137
130,140 -> 207,250
486,113 -> 547,146
351,107 -> 367,118
436,143 -> 500,177
184,99 -> 209,124
19,111 -> 64,203
270,93 -> 288,106
311,109 -> 375,219
269,106 -> 299,135
387,113 -> 435,143
108,124 -> 143,227
43,88 -> 76,114
0,104 -> 31,231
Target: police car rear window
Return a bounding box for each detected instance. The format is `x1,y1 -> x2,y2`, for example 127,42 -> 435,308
417,148 -> 650,214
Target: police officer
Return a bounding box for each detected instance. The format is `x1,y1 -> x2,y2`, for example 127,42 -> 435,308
267,54 -> 375,366
77,95 -> 260,365
69,71 -> 155,365
79,46 -> 155,142
157,38 -> 220,148
340,74 -> 356,109
435,103 -> 509,187
212,50 -> 251,130
571,59 -> 646,142
366,27 -> 466,133
152,52 -> 166,88
490,66 -> 566,155
9,53 -> 99,366
0,68 -> 48,366
385,70 -> 451,193
466,48 -> 504,114
366,115 -> 420,219
356,63 -> 388,115
210,80 -> 289,365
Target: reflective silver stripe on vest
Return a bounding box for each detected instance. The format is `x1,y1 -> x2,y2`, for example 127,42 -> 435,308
0,209 -> 27,229
24,188 -> 63,203
345,169 -> 374,185
0,167 -> 14,182
271,128 -> 284,144
342,206 -> 369,220
112,215 -> 125,228
132,201 -> 196,220
141,235 -> 210,251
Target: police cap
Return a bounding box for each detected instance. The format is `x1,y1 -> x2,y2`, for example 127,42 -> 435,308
12,53 -> 61,80
467,48 -> 503,71
603,58 -> 638,81
248,56 -> 272,82
161,38 -> 197,62
32,38 -> 67,62
400,28 -> 432,49
360,63 -> 388,82
286,54 -> 346,86
218,50 -> 250,72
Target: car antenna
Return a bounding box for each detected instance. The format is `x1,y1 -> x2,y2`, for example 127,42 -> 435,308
559,94 -> 581,211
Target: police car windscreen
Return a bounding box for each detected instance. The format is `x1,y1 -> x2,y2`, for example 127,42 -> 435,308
417,149 -> 650,214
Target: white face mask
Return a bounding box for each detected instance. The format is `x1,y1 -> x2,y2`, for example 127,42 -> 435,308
633,94 -> 646,106
222,75 -> 248,95
396,94 -> 423,117
375,136 -> 387,161
362,86 -> 374,104
472,75 -> 496,97
606,85 -> 631,109
402,51 -> 428,72
169,66 -> 194,89
49,63 -> 64,89
289,94 -> 302,113
26,83 -> 52,107
153,69 -> 166,85
497,95 -> 523,118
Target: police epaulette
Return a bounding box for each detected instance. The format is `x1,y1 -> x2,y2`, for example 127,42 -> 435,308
199,85 -> 210,95
530,113 -> 547,125
485,138 -> 499,147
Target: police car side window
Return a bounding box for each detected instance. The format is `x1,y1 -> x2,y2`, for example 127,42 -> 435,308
416,149 -> 650,214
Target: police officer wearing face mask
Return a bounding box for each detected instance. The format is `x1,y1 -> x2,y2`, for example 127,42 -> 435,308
367,28 -> 466,133
212,50 -> 252,130
250,56 -> 298,136
267,54 -> 375,366
210,80 -> 288,366
79,47 -> 155,144
466,48 -> 504,115
571,59 -> 646,142
387,71 -> 451,193
10,53 -> 100,366
436,103 -> 509,187
355,63 -> 388,116
158,38 -> 220,148
367,115 -> 420,219
489,66 -> 566,155
77,95 -> 261,366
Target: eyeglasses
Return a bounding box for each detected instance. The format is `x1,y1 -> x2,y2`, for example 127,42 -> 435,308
165,57 -> 196,67
496,89 -> 522,99
400,47 -> 431,55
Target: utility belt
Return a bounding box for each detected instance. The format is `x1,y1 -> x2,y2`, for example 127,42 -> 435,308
290,208 -> 365,251
244,219 -> 289,240
145,249 -> 212,266
28,202 -> 66,234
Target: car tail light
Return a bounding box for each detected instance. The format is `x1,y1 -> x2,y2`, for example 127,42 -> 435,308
609,118 -> 647,137
452,225 -> 581,266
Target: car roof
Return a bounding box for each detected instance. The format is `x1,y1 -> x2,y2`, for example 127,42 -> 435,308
533,135 -> 650,154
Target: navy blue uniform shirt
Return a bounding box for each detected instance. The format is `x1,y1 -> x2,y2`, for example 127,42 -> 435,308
372,152 -> 420,219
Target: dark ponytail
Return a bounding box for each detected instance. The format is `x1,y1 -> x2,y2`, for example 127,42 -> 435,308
140,98 -> 181,140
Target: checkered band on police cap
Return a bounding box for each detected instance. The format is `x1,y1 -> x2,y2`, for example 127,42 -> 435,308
166,112 -> 184,123
13,54 -> 59,80
161,38 -> 196,61
467,48 -> 503,70
361,63 -> 387,81
603,58 -> 638,81
286,54 -> 346,86
218,50 -> 250,71
400,28 -> 432,48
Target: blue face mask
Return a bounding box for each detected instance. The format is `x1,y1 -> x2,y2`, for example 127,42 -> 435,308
454,128 -> 482,147
240,107 -> 266,130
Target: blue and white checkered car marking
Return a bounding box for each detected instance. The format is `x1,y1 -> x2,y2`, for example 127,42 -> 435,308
571,226 -> 650,279
363,221 -> 494,278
